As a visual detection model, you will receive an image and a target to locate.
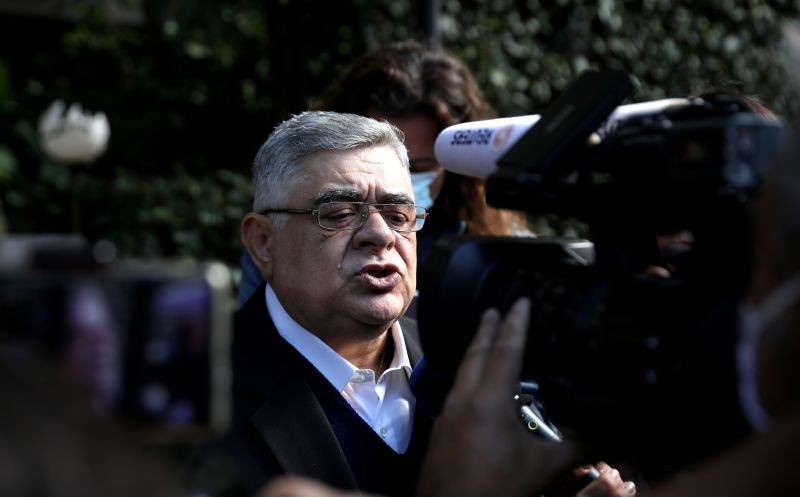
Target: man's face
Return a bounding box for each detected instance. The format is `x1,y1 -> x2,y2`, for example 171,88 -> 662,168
268,145 -> 417,340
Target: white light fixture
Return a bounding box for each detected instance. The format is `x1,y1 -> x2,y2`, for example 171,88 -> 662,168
38,100 -> 110,165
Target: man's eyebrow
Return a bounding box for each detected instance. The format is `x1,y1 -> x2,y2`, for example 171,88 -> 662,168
311,189 -> 362,206
380,192 -> 414,204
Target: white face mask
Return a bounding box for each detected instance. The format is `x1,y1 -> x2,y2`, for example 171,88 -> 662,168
410,170 -> 440,210
737,273 -> 800,431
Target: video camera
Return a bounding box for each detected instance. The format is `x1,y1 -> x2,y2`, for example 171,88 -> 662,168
416,70 -> 786,475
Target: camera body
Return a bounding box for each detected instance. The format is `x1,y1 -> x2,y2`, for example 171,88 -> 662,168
417,70 -> 785,473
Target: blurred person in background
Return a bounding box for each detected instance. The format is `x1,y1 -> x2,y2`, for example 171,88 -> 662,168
239,40 -> 531,305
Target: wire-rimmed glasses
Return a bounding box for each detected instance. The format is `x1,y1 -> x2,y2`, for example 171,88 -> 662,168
260,201 -> 429,232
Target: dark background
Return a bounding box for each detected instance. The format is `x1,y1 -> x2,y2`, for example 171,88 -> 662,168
0,0 -> 797,267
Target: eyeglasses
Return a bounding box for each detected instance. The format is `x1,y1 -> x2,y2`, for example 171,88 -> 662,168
260,201 -> 429,232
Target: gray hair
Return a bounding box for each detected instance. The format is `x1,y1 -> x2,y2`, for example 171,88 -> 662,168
251,111 -> 410,228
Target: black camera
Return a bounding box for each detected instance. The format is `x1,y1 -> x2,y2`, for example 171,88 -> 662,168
417,70 -> 786,475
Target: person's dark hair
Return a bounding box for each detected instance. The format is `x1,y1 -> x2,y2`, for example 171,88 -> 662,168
696,92 -> 780,121
319,39 -> 494,126
317,39 -> 528,236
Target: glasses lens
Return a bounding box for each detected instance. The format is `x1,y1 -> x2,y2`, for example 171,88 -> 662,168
317,202 -> 363,230
412,205 -> 427,231
317,202 -> 426,231
380,204 -> 420,231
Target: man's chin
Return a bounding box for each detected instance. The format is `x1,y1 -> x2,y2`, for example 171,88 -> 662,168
350,295 -> 409,328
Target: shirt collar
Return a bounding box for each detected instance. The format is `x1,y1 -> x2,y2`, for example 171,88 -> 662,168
386,318 -> 413,378
266,284 -> 412,391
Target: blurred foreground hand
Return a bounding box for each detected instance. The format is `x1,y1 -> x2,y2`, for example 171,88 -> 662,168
260,476 -> 379,497
416,298 -> 580,497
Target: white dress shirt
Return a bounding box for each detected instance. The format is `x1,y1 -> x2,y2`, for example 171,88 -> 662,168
265,284 -> 416,453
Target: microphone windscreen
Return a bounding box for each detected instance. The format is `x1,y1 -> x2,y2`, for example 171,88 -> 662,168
434,114 -> 541,179
433,99 -> 690,180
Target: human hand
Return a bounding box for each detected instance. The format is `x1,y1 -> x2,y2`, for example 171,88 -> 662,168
415,297 -> 581,497
258,466 -> 637,497
572,462 -> 636,497
259,475 -> 383,497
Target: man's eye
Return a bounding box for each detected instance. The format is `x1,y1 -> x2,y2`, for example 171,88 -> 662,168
320,207 -> 359,227
383,209 -> 411,225
324,209 -> 357,220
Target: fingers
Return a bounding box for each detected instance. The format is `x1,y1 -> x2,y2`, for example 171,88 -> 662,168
450,307 -> 502,395
480,297 -> 531,393
259,476 -> 370,497
575,462 -> 636,497
450,297 -> 531,397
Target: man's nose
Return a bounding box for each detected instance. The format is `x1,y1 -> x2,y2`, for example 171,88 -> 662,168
352,209 -> 396,251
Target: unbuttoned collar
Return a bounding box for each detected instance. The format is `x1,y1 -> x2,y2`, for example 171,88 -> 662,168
265,284 -> 412,392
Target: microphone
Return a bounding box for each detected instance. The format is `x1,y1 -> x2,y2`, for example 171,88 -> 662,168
433,114 -> 541,179
433,98 -> 691,180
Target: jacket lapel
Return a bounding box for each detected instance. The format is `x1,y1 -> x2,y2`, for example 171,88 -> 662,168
234,286 -> 426,488
234,284 -> 356,488
250,372 -> 356,488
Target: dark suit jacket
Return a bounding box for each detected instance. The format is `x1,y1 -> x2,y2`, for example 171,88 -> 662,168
217,282 -> 425,496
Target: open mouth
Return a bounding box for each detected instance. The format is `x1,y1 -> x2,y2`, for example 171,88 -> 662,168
359,264 -> 401,290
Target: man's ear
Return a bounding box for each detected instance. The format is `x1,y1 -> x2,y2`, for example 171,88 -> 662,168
241,212 -> 276,281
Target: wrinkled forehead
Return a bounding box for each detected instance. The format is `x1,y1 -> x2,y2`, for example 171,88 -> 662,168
294,146 -> 412,202
303,142 -> 407,166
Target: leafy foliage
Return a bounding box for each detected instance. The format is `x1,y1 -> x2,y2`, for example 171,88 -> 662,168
440,0 -> 799,117
0,0 -> 797,264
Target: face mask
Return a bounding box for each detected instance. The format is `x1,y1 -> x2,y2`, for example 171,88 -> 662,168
737,273 -> 800,431
411,170 -> 440,210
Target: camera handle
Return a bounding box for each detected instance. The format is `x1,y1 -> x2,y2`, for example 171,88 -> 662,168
515,392 -> 601,492
516,394 -> 564,441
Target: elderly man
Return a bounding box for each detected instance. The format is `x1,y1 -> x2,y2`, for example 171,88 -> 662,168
226,111 -> 430,497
